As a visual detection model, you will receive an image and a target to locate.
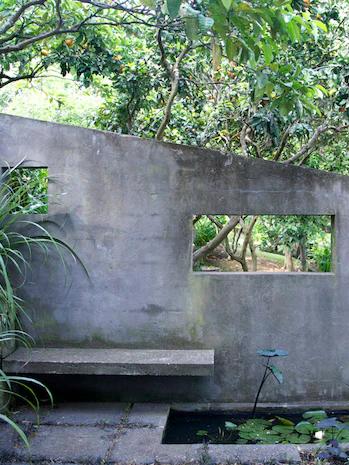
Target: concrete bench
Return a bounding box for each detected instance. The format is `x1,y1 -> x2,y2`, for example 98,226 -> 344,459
3,348 -> 214,376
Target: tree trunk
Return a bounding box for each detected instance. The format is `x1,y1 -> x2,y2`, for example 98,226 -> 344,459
249,236 -> 258,271
193,216 -> 240,263
299,241 -> 308,271
284,247 -> 294,271
240,216 -> 258,272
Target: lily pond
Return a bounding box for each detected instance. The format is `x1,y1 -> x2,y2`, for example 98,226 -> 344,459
162,409 -> 349,445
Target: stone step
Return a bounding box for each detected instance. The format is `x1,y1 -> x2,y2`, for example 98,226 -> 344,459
3,347 -> 214,376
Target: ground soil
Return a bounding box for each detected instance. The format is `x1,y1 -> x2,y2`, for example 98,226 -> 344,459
204,256 -> 290,272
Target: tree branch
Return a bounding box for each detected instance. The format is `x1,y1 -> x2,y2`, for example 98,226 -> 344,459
0,0 -> 46,36
193,216 -> 240,263
240,123 -> 249,157
283,124 -> 349,165
273,121 -> 298,161
155,32 -> 191,141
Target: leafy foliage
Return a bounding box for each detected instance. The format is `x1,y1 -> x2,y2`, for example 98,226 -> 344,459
6,168 -> 48,214
194,216 -> 218,247
0,164 -> 86,445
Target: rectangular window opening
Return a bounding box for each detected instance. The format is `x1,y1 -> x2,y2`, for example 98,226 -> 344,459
2,167 -> 49,214
192,215 -> 334,273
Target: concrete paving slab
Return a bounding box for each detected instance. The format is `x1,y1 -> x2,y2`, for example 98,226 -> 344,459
12,402 -> 128,426
109,425 -> 303,465
0,463 -> 77,465
208,444 -> 301,464
128,403 -> 170,427
0,424 -> 18,458
109,427 -> 201,464
8,425 -> 114,462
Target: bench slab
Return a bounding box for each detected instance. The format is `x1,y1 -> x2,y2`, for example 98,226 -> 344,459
3,348 -> 214,376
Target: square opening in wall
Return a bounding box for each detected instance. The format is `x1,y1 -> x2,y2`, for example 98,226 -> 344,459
192,214 -> 333,273
2,167 -> 48,214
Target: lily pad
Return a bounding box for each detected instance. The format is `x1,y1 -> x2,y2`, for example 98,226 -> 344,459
276,416 -> 295,426
285,433 -> 311,444
225,421 -> 237,430
303,410 -> 327,421
272,425 -> 294,434
196,430 -> 208,437
295,421 -> 314,434
317,418 -> 339,429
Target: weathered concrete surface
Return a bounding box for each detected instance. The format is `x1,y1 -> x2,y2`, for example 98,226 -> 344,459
127,402 -> 170,426
208,444 -> 301,464
6,425 -> 114,462
108,427 -> 203,464
4,347 -> 214,376
0,402 -> 306,464
12,402 -> 128,426
1,113 -> 349,402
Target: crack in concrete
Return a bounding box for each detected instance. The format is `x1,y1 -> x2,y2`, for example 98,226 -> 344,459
100,402 -> 133,465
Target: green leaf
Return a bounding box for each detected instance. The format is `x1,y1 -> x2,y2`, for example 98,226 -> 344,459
314,20 -> 328,33
276,416 -> 295,426
198,15 -> 214,32
196,430 -> 208,437
221,0 -> 232,11
225,421 -> 238,430
167,0 -> 181,18
295,421 -> 314,434
261,42 -> 273,65
225,38 -> 241,61
0,414 -> 29,448
269,365 -> 283,383
302,410 -> 327,422
285,432 -> 310,444
272,425 -> 294,434
140,0 -> 156,8
184,17 -> 199,40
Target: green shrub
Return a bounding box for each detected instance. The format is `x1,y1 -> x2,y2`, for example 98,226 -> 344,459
194,217 -> 217,247
311,246 -> 332,272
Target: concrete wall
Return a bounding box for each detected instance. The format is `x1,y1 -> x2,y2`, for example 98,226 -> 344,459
1,113 -> 349,403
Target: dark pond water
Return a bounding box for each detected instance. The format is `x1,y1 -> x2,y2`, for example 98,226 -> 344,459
162,409 -> 349,444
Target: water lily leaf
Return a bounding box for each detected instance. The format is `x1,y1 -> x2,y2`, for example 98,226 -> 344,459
276,416 -> 295,426
238,421 -> 269,435
225,421 -> 237,430
285,433 -> 309,444
257,434 -> 282,444
317,418 -> 339,429
257,349 -> 288,357
196,430 -> 208,437
272,425 -> 294,434
303,410 -> 327,421
295,421 -> 314,434
298,434 -> 312,444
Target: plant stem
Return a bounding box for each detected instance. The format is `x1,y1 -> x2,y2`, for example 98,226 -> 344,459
252,357 -> 270,418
